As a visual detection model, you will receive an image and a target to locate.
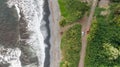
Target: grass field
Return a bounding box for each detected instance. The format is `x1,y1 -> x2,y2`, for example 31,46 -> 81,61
60,24 -> 81,67
58,0 -> 89,27
58,0 -> 89,67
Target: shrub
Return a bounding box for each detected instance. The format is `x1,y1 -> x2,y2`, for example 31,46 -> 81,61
58,0 -> 89,27
110,0 -> 120,2
85,3 -> 120,67
60,24 -> 81,67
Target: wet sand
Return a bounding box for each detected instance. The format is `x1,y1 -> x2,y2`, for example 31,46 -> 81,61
43,0 -> 61,67
42,0 -> 50,67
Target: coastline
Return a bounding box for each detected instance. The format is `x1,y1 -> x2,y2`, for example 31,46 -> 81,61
0,0 -> 61,67
0,0 -> 45,67
43,0 -> 61,67
42,0 -> 50,67
42,0 -> 61,67
48,0 -> 61,67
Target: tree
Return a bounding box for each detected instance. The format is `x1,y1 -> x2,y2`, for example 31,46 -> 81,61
113,15 -> 120,26
103,43 -> 120,60
110,0 -> 120,2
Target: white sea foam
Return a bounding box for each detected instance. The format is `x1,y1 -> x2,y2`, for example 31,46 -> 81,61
7,0 -> 45,67
14,4 -> 21,21
0,47 -> 21,67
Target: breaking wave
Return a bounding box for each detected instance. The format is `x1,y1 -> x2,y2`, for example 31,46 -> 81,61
7,0 -> 46,67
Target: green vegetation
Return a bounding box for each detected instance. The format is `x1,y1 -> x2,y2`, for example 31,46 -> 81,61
58,0 -> 87,67
58,0 -> 88,66
60,24 -> 81,67
111,4 -> 120,26
85,3 -> 120,67
110,0 -> 120,2
103,43 -> 120,60
58,0 -> 89,27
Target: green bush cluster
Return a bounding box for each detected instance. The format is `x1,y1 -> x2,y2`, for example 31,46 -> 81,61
110,0 -> 120,2
103,43 -> 120,60
111,4 -> 120,26
58,0 -> 89,27
60,24 -> 81,67
85,4 -> 120,67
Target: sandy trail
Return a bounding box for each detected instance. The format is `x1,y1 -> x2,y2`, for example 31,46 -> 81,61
48,0 -> 61,67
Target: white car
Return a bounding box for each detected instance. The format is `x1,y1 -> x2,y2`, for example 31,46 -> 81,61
82,31 -> 85,36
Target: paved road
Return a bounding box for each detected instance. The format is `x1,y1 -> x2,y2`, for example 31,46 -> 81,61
78,0 -> 98,67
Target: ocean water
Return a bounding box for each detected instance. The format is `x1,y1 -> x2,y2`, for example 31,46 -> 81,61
6,0 -> 46,67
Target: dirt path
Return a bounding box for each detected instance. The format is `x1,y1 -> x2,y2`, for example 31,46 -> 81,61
78,0 -> 98,67
60,16 -> 87,33
60,23 -> 80,33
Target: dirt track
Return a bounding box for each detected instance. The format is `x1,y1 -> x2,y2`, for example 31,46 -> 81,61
78,0 -> 98,67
